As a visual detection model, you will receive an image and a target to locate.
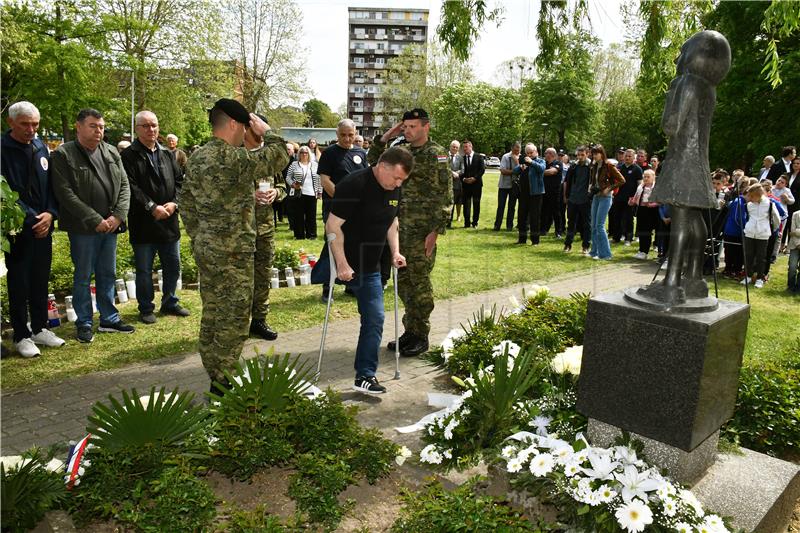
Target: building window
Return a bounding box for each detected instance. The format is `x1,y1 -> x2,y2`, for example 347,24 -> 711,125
375,57 -> 385,66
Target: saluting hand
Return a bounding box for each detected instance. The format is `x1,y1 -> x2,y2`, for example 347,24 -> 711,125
249,113 -> 268,137
381,122 -> 404,144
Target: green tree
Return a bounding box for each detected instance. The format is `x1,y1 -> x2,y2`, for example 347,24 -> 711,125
436,0 -> 502,61
431,83 -> 521,155
520,34 -> 597,150
383,42 -> 472,123
1,0 -> 114,140
302,98 -> 338,128
268,105 -> 308,130
596,87 -> 647,154
227,0 -> 304,111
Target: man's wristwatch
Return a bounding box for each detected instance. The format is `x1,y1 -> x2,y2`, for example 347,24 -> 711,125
145,200 -> 156,212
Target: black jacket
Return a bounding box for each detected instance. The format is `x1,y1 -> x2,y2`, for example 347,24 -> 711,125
767,158 -> 793,184
460,152 -> 486,187
1,131 -> 58,237
565,159 -> 592,205
121,139 -> 183,244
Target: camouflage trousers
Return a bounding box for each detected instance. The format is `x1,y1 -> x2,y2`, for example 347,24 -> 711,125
195,247 -> 254,384
398,233 -> 436,338
252,229 -> 275,321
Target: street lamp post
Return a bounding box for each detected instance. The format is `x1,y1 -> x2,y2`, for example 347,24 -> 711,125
540,122 -> 548,151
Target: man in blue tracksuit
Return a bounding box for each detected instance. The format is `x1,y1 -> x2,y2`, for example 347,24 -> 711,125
1,101 -> 65,357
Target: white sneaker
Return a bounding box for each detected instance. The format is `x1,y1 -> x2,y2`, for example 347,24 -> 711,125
633,252 -> 648,260
740,278 -> 748,285
15,338 -> 41,358
754,279 -> 765,288
624,241 -> 632,246
31,329 -> 66,347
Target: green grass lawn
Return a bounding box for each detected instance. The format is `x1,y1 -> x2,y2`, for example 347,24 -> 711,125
2,171 -> 797,389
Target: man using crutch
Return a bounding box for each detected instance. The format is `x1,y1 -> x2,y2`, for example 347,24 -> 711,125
325,147 -> 412,394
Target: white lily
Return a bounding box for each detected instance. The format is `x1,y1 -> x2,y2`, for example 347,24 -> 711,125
615,465 -> 662,502
581,452 -> 621,481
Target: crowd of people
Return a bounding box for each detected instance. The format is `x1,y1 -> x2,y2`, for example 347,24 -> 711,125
3,97 -> 797,393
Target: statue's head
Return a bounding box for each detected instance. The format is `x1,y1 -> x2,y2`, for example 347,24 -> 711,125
675,30 -> 731,86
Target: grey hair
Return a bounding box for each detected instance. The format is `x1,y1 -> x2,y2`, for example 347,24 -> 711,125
512,141 -> 521,149
545,147 -> 557,156
450,140 -> 460,148
337,118 -> 355,131
134,110 -> 157,126
8,101 -> 40,120
763,155 -> 775,164
166,133 -> 178,142
525,143 -> 537,153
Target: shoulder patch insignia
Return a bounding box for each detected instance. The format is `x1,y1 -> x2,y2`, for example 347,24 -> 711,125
436,155 -> 448,163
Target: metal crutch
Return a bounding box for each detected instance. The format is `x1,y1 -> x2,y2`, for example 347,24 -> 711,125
392,265 -> 400,380
316,233 -> 337,382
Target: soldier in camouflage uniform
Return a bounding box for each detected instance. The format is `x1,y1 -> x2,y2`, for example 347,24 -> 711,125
179,99 -> 289,389
244,118 -> 287,341
368,108 -> 452,356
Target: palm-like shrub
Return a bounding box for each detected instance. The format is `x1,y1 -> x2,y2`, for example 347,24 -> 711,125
87,387 -> 208,452
210,351 -> 315,417
1,451 -> 67,532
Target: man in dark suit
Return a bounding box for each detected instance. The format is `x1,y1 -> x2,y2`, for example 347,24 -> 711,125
767,145 -> 796,184
460,139 -> 485,228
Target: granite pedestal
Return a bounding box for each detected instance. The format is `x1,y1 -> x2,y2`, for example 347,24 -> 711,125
576,291 -> 749,452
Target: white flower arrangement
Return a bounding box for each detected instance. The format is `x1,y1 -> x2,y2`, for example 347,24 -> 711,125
500,429 -> 729,533
395,445 -> 413,466
551,345 -> 583,375
441,328 -> 467,362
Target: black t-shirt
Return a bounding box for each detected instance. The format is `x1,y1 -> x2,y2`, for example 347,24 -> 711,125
544,159 -> 563,189
618,163 -> 643,199
330,167 -> 400,274
318,143 -> 368,201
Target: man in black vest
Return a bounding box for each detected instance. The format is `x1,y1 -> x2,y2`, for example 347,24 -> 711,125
121,110 -> 188,324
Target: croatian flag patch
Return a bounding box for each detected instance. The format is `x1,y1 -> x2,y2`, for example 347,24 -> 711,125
437,155 -> 448,163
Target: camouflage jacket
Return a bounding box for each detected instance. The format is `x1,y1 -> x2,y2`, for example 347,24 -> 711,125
179,134 -> 289,252
368,136 -> 452,238
253,160 -> 287,237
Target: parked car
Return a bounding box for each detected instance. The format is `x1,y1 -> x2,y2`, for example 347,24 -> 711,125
485,156 -> 501,169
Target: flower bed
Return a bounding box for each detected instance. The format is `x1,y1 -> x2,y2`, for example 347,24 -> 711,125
416,286 -> 736,532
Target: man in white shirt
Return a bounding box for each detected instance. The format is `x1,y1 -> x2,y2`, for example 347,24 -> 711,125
767,146 -> 796,184
495,142 -> 520,231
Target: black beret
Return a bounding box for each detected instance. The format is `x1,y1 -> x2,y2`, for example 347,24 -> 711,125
616,146 -> 626,153
402,108 -> 429,121
558,149 -> 566,155
210,98 -> 251,125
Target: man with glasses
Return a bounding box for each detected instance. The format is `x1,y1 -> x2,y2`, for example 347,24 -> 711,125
121,110 -> 187,325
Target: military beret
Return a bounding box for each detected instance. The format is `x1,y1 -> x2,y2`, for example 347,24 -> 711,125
616,146 -> 626,153
210,98 -> 251,125
402,108 -> 429,121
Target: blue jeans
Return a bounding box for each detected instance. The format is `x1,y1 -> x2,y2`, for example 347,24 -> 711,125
348,272 -> 384,378
133,240 -> 181,314
590,195 -> 613,259
69,232 -> 120,328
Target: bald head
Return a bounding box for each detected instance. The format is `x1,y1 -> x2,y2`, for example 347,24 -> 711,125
336,119 -> 356,149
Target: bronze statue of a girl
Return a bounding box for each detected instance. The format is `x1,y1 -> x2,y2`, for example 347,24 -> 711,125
633,30 -> 731,310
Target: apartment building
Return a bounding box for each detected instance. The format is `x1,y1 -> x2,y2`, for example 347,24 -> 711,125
347,7 -> 429,139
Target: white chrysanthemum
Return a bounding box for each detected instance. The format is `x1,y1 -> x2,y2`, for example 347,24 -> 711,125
679,489 -> 705,518
662,497 -> 677,517
552,444 -> 574,465
528,452 -> 555,477
501,445 -> 517,459
517,445 -> 537,464
703,515 -> 727,532
395,446 -> 413,466
525,284 -> 550,301
443,418 -> 459,440
419,444 -> 443,464
441,329 -> 466,361
596,484 -> 616,503
442,449 -> 452,459
615,498 -> 654,533
506,457 -> 523,473
656,481 -> 677,499
550,345 -> 583,375
563,459 -> 582,477
674,522 -> 693,533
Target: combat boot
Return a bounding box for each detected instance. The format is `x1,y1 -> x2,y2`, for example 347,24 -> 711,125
387,331 -> 412,352
400,334 -> 429,357
250,319 -> 278,340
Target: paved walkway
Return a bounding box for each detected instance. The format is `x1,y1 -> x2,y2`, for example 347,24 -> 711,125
1,261 -> 659,455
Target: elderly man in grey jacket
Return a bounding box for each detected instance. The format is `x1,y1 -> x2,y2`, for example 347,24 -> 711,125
51,108 -> 134,343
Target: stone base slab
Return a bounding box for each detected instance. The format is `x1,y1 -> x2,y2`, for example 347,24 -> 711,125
587,418 -> 718,486
691,447 -> 800,533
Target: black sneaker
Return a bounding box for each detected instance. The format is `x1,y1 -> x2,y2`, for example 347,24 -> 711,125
140,312 -> 157,324
161,304 -> 190,317
98,321 -> 135,334
353,376 -> 387,394
401,336 -> 429,357
387,331 -> 412,352
77,325 -> 94,343
250,319 -> 278,340
563,244 -> 572,253
321,287 -> 333,303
